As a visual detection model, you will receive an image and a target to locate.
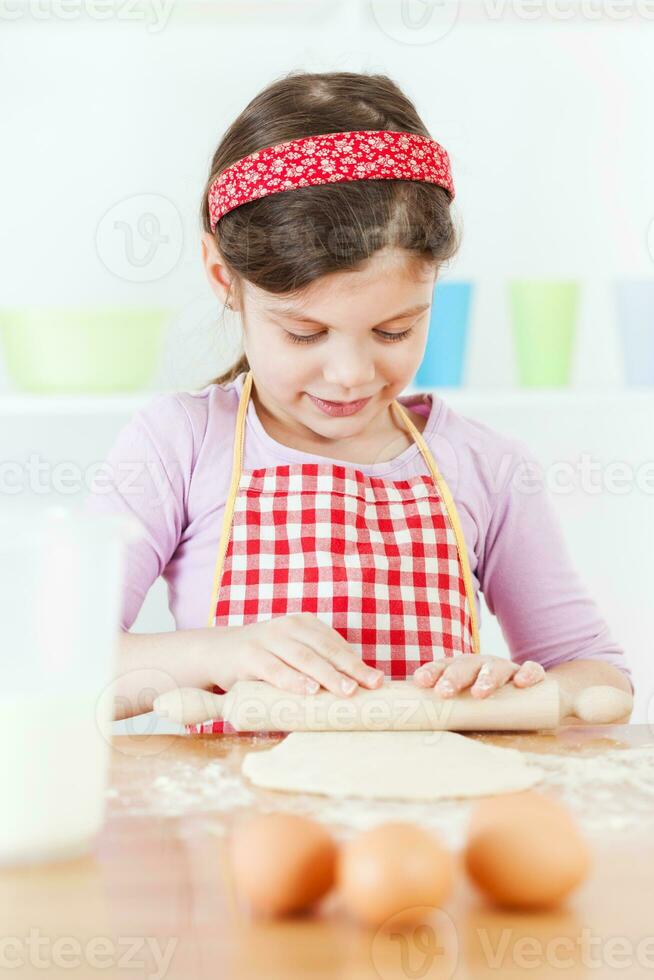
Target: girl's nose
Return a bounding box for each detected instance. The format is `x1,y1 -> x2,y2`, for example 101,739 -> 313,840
322,355 -> 376,391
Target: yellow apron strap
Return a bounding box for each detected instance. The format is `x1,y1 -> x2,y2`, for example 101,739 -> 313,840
391,399 -> 481,655
206,370 -> 253,627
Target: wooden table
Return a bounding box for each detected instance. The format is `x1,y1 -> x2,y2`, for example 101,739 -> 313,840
1,725 -> 653,979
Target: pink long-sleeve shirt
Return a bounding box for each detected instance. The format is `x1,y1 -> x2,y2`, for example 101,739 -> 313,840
83,371 -> 633,688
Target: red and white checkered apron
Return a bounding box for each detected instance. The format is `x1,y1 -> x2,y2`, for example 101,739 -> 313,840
187,371 -> 479,734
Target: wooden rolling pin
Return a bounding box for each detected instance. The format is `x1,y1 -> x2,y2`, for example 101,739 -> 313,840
153,678 -> 632,731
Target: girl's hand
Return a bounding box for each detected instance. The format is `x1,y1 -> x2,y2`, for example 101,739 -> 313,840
207,613 -> 384,697
412,654 -> 546,699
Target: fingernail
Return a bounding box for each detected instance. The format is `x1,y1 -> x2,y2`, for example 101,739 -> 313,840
304,679 -> 320,695
436,678 -> 454,695
341,679 -> 358,695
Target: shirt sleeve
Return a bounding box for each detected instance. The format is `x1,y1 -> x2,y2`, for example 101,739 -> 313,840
81,394 -> 194,631
477,441 -> 634,692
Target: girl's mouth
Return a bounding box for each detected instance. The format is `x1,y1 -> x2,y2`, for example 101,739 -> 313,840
307,394 -> 372,417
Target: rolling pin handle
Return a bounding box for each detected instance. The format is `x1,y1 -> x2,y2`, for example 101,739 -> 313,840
562,684 -> 634,725
153,687 -> 226,726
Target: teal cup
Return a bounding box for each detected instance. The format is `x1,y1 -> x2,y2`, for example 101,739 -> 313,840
415,282 -> 473,388
615,281 -> 654,386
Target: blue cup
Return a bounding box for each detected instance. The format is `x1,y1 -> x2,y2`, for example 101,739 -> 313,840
615,281 -> 654,386
414,282 -> 473,388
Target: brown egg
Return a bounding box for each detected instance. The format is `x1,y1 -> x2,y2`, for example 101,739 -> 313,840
338,822 -> 454,928
229,813 -> 337,917
464,790 -> 591,910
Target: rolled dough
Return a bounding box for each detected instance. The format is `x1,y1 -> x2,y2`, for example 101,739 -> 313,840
242,731 -> 545,801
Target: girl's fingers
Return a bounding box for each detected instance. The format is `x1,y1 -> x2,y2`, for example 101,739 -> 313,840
249,648 -> 323,697
421,657 -> 546,699
512,660 -> 546,688
414,656 -> 526,699
469,659 -> 519,698
413,661 -> 448,688
250,635 -> 547,704
289,613 -> 384,690
268,637 -> 362,697
415,655 -> 487,695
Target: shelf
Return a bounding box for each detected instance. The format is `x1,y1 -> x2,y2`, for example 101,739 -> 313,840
409,387 -> 654,405
0,387 -> 652,416
0,392 -> 157,415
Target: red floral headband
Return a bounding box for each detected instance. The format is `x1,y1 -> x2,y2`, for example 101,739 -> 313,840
207,129 -> 455,233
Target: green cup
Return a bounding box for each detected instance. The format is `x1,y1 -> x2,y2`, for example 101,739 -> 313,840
509,281 -> 580,387
0,307 -> 170,393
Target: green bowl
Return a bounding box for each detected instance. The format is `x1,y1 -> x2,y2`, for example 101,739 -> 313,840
0,307 -> 170,393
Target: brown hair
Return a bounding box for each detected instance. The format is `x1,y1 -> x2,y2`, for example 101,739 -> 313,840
200,70 -> 461,387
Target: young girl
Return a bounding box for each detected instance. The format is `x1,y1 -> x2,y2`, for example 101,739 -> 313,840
86,71 -> 633,733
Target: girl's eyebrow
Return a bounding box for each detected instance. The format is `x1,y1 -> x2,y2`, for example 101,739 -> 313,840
265,302 -> 430,329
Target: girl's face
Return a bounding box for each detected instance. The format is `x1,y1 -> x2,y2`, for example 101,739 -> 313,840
202,240 -> 436,448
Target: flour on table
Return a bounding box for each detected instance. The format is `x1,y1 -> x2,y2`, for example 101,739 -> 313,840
106,740 -> 654,848
520,744 -> 654,833
107,759 -> 256,818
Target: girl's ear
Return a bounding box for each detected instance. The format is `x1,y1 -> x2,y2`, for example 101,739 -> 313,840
200,231 -> 236,308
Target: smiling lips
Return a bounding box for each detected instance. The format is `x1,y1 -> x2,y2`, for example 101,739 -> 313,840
307,394 -> 373,417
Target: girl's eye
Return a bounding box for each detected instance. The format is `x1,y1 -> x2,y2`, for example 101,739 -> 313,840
287,326 -> 415,345
378,327 -> 415,343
